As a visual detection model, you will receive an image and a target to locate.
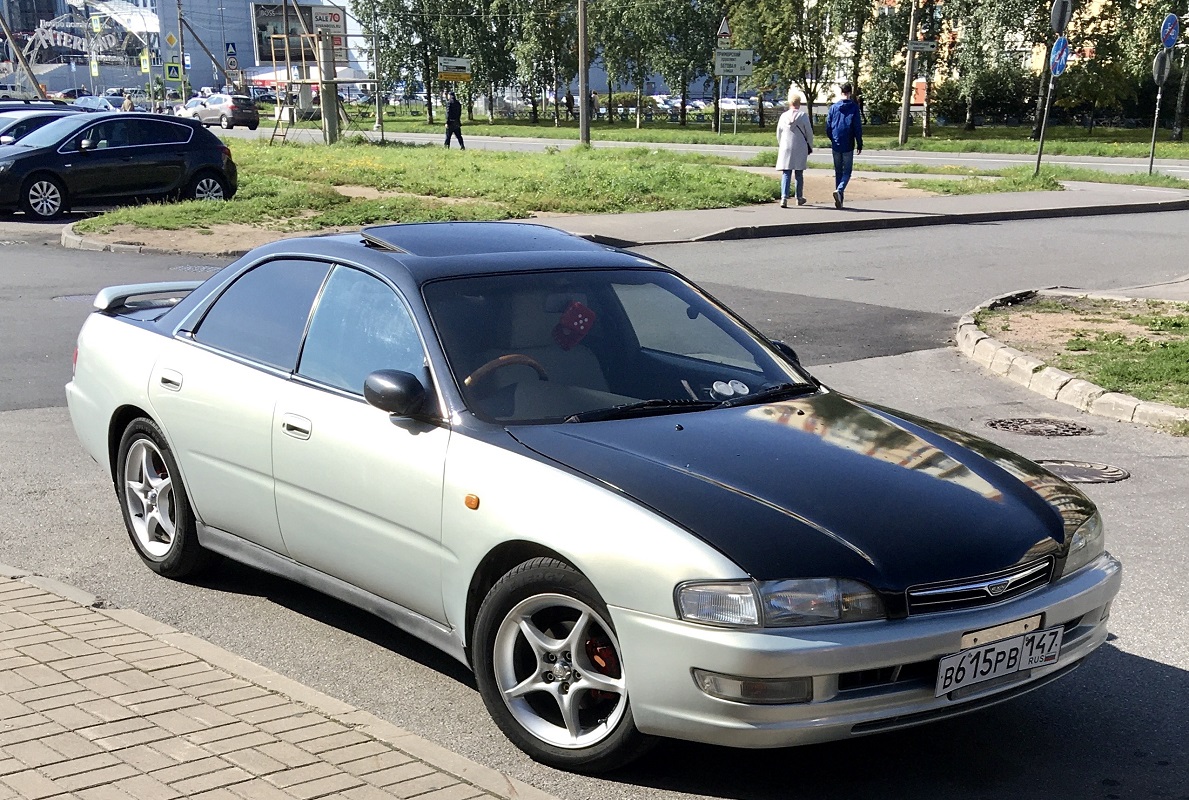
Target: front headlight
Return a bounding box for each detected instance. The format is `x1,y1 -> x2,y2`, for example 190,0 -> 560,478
676,578 -> 885,627
1063,510 -> 1105,575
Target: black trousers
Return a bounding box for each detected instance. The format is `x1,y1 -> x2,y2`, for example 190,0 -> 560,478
445,122 -> 464,148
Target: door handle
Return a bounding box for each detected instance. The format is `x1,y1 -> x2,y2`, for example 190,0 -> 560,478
158,369 -> 183,391
280,413 -> 312,440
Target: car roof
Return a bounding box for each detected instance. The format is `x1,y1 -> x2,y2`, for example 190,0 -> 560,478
0,108 -> 75,119
238,223 -> 663,286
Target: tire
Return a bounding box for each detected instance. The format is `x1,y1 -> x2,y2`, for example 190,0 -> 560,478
116,418 -> 216,578
21,174 -> 67,219
219,115 -> 233,129
185,171 -> 229,201
473,558 -> 651,773
248,123 -> 259,131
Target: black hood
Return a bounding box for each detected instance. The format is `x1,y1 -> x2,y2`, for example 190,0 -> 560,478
509,392 -> 1069,600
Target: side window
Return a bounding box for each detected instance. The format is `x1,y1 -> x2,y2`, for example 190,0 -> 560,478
298,265 -> 425,394
613,282 -> 761,370
194,259 -> 331,371
139,119 -> 190,144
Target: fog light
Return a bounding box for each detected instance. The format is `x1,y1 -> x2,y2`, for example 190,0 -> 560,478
692,669 -> 812,705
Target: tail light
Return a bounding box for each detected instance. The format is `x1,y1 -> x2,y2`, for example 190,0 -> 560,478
227,103 -> 237,111
219,145 -> 232,158
72,346 -> 78,377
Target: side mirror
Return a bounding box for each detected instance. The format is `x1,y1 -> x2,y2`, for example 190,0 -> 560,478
770,340 -> 802,366
79,138 -> 95,151
364,369 -> 426,416
0,135 -> 13,145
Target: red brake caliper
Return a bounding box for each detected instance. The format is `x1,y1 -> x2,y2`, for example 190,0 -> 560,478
585,637 -> 620,702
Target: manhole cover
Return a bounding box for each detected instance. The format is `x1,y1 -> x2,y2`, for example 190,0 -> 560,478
1034,460 -> 1130,484
171,264 -> 221,273
985,418 -> 1096,436
53,294 -> 95,303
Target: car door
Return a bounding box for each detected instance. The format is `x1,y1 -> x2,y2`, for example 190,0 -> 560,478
148,257 -> 332,555
272,264 -> 449,621
129,118 -> 191,193
199,96 -> 222,125
61,119 -> 143,199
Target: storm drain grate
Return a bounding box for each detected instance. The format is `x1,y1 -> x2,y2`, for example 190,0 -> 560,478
0,240 -> 28,246
985,418 -> 1096,437
53,294 -> 95,303
171,264 -> 221,273
1034,460 -> 1130,484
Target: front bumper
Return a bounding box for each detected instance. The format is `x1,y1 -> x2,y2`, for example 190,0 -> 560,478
613,552 -> 1121,748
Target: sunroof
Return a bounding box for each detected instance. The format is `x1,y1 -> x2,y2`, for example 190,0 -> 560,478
361,222 -> 604,258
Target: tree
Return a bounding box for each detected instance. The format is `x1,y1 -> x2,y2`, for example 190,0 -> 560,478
730,0 -> 838,119
651,0 -> 718,126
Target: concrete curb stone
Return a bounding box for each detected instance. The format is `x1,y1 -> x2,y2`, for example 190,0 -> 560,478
956,289 -> 1187,433
0,561 -> 561,800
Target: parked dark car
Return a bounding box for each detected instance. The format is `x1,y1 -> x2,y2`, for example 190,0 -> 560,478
0,107 -> 86,145
0,112 -> 237,219
194,94 -> 259,130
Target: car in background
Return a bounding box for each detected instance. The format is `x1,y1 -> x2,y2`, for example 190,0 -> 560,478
0,112 -> 236,218
0,107 -> 86,145
173,97 -> 204,119
51,87 -> 90,100
74,95 -> 123,112
64,221 -> 1121,773
191,93 -> 259,130
0,84 -> 35,100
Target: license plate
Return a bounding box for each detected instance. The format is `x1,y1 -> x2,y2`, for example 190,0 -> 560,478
935,623 -> 1063,697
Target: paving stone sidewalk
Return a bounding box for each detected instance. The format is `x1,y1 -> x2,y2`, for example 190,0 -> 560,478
0,569 -> 556,800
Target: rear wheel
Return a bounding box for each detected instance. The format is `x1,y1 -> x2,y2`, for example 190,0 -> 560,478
21,174 -> 66,219
473,558 -> 651,773
116,418 -> 216,578
219,115 -> 233,129
185,171 -> 229,201
248,123 -> 259,131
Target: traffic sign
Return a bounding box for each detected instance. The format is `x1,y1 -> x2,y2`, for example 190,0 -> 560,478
89,58 -> 99,78
1050,36 -> 1070,77
140,49 -> 150,74
1161,13 -> 1180,49
226,55 -> 238,71
225,42 -> 237,58
183,52 -> 191,69
714,49 -> 753,77
906,40 -> 937,52
165,32 -> 177,49
165,63 -> 182,82
1154,48 -> 1173,86
717,17 -> 731,39
1050,0 -> 1072,34
437,56 -> 472,82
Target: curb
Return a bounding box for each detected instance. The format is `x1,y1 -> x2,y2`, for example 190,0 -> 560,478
955,289 -> 1189,431
61,196 -> 1189,255
0,561 -> 560,800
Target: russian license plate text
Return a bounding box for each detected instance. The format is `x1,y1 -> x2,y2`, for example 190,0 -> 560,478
936,624 -> 1063,696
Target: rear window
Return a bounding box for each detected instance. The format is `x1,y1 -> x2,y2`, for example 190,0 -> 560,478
230,96 -> 255,106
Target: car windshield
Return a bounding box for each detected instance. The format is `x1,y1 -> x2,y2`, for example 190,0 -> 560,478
424,269 -> 812,424
13,114 -> 87,148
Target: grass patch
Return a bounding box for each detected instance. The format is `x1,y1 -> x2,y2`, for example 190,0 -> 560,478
981,295 -> 1189,410
75,139 -> 776,233
903,171 -> 1062,195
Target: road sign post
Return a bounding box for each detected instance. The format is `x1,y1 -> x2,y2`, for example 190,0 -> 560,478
1035,34 -> 1069,176
1149,15 -> 1180,174
714,49 -> 753,136
898,0 -> 921,146
716,17 -> 730,136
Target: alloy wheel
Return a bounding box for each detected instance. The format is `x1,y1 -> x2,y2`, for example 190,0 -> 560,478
193,177 -> 225,200
27,180 -> 62,217
492,593 -> 627,749
122,438 -> 177,558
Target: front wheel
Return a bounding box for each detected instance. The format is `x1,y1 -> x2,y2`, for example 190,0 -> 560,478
116,418 -> 216,578
473,558 -> 651,773
21,174 -> 67,219
185,171 -> 229,201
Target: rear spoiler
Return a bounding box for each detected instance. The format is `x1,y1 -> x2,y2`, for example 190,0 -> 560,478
94,281 -> 203,312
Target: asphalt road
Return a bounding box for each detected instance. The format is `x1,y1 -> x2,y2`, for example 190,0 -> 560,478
1,212 -> 1186,800
223,124 -> 1189,177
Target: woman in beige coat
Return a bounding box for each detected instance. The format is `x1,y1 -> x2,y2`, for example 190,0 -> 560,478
775,91 -> 814,207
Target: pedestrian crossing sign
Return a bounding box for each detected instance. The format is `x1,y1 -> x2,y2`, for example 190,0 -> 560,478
165,63 -> 182,82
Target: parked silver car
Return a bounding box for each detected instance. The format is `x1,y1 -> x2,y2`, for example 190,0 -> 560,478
66,222 -> 1122,773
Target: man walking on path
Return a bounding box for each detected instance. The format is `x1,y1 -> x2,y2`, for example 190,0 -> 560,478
825,83 -> 863,209
445,91 -> 465,149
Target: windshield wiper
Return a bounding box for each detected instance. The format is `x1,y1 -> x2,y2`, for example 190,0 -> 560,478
564,398 -> 718,423
716,381 -> 817,408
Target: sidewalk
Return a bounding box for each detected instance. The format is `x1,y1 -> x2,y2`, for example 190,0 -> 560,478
0,565 -> 557,800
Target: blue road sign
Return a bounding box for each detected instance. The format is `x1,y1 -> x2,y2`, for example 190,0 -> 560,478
1161,13 -> 1180,49
225,42 -> 236,58
1051,36 -> 1070,77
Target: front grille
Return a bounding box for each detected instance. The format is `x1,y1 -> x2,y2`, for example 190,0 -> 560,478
906,558 -> 1054,615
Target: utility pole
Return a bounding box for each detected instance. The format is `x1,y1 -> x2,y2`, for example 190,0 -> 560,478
0,8 -> 47,98
373,8 -> 383,135
176,0 -> 187,94
898,0 -> 920,146
578,0 -> 589,145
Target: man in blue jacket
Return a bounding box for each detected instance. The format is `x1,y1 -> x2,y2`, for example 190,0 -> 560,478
825,83 -> 863,208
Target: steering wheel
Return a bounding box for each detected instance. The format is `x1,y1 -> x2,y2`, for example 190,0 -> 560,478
463,354 -> 550,388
